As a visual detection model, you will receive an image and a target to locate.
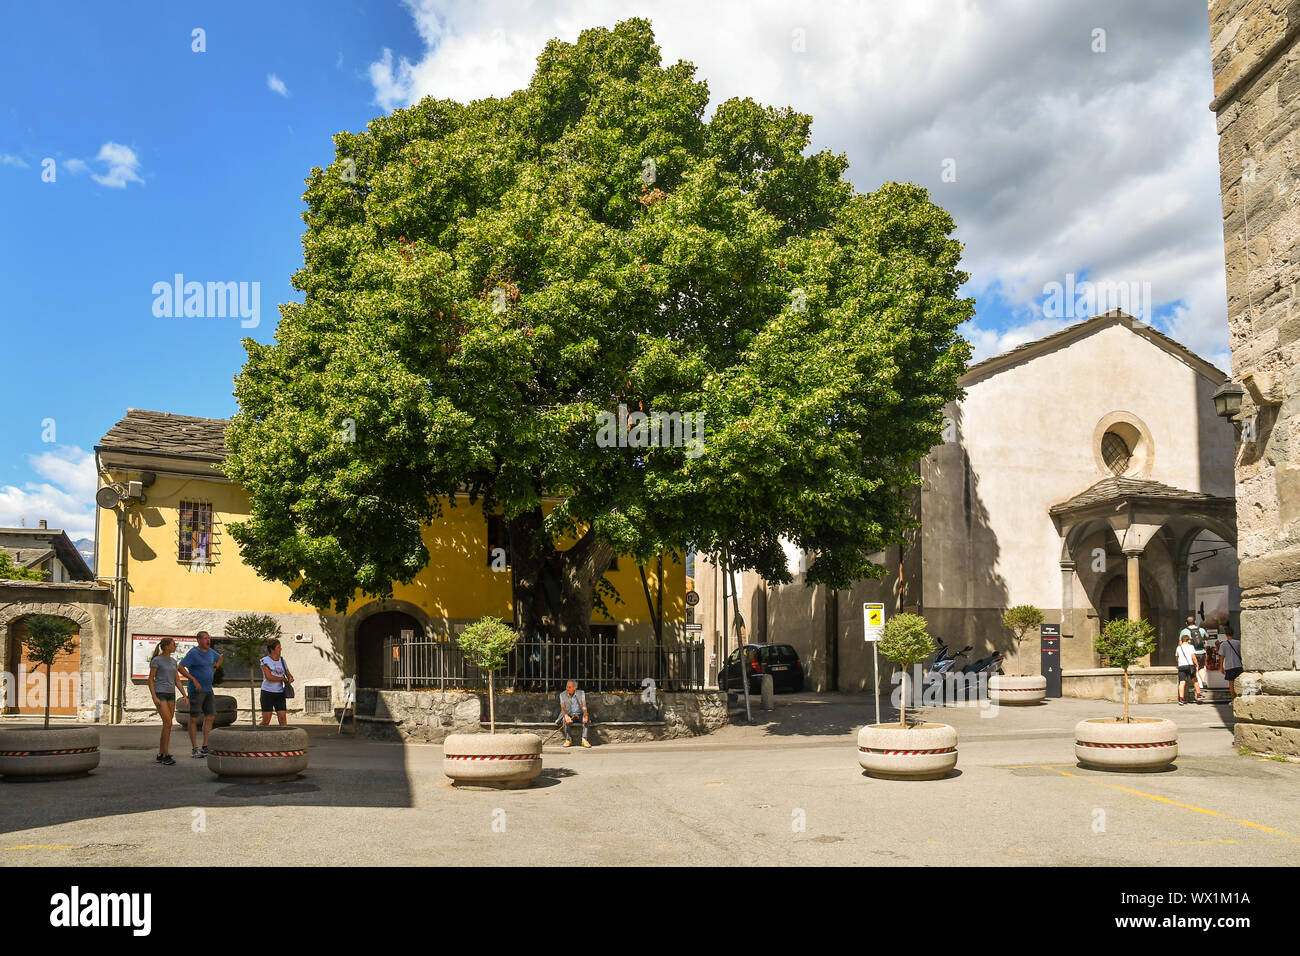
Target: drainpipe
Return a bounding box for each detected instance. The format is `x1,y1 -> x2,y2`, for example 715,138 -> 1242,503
109,507 -> 129,724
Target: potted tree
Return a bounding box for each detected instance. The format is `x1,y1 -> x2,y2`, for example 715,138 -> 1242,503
203,615 -> 309,783
0,614 -> 100,780
989,605 -> 1047,705
1074,618 -> 1177,771
857,613 -> 958,780
442,617 -> 542,789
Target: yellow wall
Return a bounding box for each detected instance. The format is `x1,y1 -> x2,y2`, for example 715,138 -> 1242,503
98,469 -> 684,625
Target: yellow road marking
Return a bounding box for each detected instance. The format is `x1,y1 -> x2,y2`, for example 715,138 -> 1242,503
4,844 -> 75,851
1044,765 -> 1292,836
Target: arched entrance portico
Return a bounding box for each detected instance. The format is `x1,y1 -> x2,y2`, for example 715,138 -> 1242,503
346,600 -> 432,689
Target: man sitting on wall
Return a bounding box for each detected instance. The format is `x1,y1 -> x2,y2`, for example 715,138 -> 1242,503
558,680 -> 592,748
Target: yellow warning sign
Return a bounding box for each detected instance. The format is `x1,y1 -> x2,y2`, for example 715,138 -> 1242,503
863,603 -> 885,641
867,606 -> 883,627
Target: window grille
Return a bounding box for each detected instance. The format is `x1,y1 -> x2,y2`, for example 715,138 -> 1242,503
304,685 -> 332,716
178,500 -> 220,568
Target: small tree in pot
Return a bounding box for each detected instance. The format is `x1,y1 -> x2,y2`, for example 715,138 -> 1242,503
858,613 -> 956,780
878,613 -> 935,727
1074,617 -> 1174,771
20,614 -> 79,729
224,613 -> 282,726
1002,605 -> 1044,677
457,617 -> 518,734
1093,617 -> 1157,723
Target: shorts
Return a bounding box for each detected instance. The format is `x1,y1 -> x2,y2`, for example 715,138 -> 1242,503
260,690 -> 287,713
188,690 -> 215,717
1177,665 -> 1197,682
1225,667 -> 1244,683
155,692 -> 175,703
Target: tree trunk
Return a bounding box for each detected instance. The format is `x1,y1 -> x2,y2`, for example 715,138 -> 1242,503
488,670 -> 496,734
1123,666 -> 1130,723
899,669 -> 907,728
44,666 -> 51,730
249,667 -> 258,726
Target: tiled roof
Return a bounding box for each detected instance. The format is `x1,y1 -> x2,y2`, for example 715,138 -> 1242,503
963,309 -> 1227,384
96,409 -> 230,462
0,529 -> 95,580
1049,476 -> 1232,515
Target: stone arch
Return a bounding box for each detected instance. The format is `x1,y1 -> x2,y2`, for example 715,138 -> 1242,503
344,599 -> 434,688
0,601 -> 94,673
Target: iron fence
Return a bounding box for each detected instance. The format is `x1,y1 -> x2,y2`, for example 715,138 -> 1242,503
381,635 -> 705,692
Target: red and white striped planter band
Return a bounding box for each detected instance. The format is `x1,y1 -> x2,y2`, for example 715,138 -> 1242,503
858,746 -> 957,756
445,753 -> 541,761
1075,740 -> 1176,750
210,750 -> 306,758
0,747 -> 98,757
997,687 -> 1042,692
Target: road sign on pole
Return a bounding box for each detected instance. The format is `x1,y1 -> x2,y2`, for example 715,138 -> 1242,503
864,603 -> 884,725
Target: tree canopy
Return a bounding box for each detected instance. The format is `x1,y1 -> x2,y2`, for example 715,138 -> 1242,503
225,18 -> 972,639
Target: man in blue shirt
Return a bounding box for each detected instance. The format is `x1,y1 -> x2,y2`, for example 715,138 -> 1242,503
179,631 -> 223,758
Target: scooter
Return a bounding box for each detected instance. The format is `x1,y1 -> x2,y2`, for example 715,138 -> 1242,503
924,640 -> 973,703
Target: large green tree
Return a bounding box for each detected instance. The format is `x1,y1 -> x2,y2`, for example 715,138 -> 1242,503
225,19 -> 972,640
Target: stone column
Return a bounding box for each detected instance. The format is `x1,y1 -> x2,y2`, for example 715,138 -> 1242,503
1059,560 -> 1075,638
1125,551 -> 1142,622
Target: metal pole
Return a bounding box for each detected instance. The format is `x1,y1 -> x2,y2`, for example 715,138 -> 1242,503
873,644 -> 880,727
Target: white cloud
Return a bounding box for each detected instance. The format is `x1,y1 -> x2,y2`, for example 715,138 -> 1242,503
89,142 -> 144,188
369,0 -> 1229,366
0,154 -> 29,168
0,446 -> 97,541
63,158 -> 88,174
267,73 -> 290,97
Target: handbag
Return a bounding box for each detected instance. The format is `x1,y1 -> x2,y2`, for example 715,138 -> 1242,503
279,657 -> 295,698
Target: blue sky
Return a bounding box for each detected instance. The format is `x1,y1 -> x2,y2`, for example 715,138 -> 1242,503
0,1 -> 1228,540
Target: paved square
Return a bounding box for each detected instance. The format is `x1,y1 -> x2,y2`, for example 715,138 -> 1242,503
2,696 -> 1296,866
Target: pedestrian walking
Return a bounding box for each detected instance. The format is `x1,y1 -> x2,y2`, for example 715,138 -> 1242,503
1219,623 -> 1244,700
1179,616 -> 1207,702
1176,632 -> 1198,705
148,638 -> 186,766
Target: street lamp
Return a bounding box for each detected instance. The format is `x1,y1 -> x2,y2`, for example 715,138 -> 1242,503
1212,380 -> 1244,420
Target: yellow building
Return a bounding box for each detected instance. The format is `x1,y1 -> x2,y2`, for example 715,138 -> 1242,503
95,409 -> 687,722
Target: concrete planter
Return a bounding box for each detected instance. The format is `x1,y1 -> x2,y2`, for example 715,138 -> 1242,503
205,725 -> 308,782
0,726 -> 100,781
175,694 -> 239,727
1074,717 -> 1178,772
989,675 -> 1047,705
857,723 -> 958,780
443,732 -> 543,789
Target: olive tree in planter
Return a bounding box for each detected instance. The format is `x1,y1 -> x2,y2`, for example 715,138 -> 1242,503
224,613 -> 282,726
990,605 -> 1047,705
1074,618 -> 1176,771
857,613 -> 957,780
442,617 -> 542,789
0,614 -> 100,780
203,614 -> 308,782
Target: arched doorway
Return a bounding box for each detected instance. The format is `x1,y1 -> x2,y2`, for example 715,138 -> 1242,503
5,615 -> 81,717
356,610 -> 423,689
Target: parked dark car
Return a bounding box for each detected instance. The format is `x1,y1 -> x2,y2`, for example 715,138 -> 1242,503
719,643 -> 805,693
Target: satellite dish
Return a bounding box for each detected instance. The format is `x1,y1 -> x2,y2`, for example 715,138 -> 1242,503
95,485 -> 121,510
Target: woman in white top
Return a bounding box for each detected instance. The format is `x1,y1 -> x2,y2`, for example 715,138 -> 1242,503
1175,633 -> 1198,705
259,639 -> 294,725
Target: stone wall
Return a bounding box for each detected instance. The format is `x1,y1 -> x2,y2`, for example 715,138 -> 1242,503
1062,667 -> 1178,705
1209,0 -> 1300,755
354,688 -> 727,743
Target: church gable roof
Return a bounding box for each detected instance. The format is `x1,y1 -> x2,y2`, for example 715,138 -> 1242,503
961,310 -> 1227,387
